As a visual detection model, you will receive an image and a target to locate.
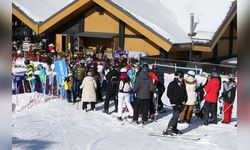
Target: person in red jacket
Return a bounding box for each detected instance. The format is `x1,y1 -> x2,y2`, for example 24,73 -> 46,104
203,72 -> 221,125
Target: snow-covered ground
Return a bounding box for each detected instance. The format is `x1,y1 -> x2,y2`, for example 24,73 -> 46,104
12,74 -> 237,150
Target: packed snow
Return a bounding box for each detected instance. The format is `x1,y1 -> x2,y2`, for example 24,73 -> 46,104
110,0 -> 235,44
12,74 -> 237,150
13,0 -> 75,22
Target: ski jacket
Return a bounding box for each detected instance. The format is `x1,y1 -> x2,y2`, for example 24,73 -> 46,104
106,69 -> 120,94
167,79 -> 187,107
74,65 -> 86,81
25,63 -> 35,81
80,76 -> 97,102
204,78 -> 220,103
119,74 -> 132,93
133,70 -> 154,99
184,77 -> 197,105
221,81 -> 237,104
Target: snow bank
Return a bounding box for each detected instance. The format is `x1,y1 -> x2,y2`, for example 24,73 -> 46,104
12,93 -> 52,113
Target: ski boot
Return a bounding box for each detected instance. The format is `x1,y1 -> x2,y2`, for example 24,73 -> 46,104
162,127 -> 176,136
173,128 -> 183,134
117,117 -> 123,121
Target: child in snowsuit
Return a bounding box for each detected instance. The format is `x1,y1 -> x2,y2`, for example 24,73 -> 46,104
62,74 -> 73,103
221,76 -> 237,124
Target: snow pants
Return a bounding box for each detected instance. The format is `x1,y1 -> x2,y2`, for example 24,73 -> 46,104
133,98 -> 149,122
168,108 -> 180,129
223,102 -> 233,123
82,102 -> 96,110
203,101 -> 217,124
117,92 -> 134,117
104,90 -> 118,113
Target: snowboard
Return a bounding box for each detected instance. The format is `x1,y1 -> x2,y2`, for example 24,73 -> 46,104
148,132 -> 202,141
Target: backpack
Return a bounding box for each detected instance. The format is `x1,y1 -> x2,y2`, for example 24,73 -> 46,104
110,76 -> 119,87
119,80 -> 131,93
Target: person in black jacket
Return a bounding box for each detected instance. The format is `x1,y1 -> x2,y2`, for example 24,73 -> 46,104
221,76 -> 237,124
103,65 -> 120,114
132,68 -> 154,124
163,71 -> 187,136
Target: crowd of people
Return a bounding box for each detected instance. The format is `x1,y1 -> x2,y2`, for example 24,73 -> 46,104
13,49 -> 237,136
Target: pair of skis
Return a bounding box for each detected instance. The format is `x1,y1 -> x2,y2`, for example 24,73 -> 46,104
148,131 -> 205,141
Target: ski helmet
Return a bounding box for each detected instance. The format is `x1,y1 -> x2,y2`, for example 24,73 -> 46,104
80,60 -> 85,65
187,70 -> 196,77
37,64 -> 43,70
24,59 -> 30,65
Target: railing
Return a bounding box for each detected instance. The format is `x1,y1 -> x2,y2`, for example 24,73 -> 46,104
141,57 -> 237,75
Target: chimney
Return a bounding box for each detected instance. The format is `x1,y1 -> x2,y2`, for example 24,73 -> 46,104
190,13 -> 194,37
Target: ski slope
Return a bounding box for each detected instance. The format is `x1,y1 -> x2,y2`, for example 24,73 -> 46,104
12,75 -> 237,150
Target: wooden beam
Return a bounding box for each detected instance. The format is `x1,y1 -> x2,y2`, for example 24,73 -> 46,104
119,20 -> 125,50
39,0 -> 92,34
12,7 -> 38,33
192,45 -> 212,52
93,0 -> 172,51
229,22 -> 234,57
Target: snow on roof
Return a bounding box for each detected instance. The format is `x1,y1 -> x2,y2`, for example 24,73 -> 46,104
110,0 -> 235,44
13,0 -> 76,23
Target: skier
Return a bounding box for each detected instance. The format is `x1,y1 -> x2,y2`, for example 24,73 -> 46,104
103,65 -> 119,114
24,59 -> 36,92
117,68 -> 133,121
220,75 -> 237,124
179,70 -> 197,124
152,65 -> 165,112
72,60 -> 86,102
163,71 -> 187,135
80,71 -> 97,112
90,63 -> 103,102
37,64 -> 46,94
132,66 -> 154,124
203,72 -> 221,125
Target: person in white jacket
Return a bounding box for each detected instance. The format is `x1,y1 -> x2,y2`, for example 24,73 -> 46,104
80,71 -> 97,112
117,68 -> 134,121
179,70 -> 197,124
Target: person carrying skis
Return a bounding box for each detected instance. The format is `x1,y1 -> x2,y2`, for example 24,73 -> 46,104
104,65 -> 120,114
132,66 -> 154,125
37,64 -> 46,94
203,72 -> 221,125
24,59 -> 36,92
220,75 -> 237,124
179,70 -> 197,124
163,71 -> 187,135
117,68 -> 134,121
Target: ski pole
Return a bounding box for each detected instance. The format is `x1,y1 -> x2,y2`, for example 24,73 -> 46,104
223,102 -> 234,114
22,79 -> 26,93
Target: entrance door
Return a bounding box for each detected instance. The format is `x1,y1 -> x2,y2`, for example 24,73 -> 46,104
56,34 -> 72,53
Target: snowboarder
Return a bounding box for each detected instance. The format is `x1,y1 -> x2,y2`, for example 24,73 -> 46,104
220,75 -> 237,124
163,71 -> 187,135
203,72 -> 221,125
80,71 -> 97,112
179,70 -> 197,124
117,68 -> 133,121
132,67 -> 154,124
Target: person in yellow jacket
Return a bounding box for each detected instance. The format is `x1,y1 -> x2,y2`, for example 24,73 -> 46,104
62,73 -> 73,103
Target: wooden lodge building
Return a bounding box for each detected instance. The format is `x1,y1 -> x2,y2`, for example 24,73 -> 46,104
12,0 -> 237,61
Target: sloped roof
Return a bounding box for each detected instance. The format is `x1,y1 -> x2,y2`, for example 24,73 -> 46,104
109,0 -> 236,44
12,0 -> 236,52
12,0 -> 76,23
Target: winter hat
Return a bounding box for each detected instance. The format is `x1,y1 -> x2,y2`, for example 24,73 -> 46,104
120,68 -> 128,73
187,70 -> 196,77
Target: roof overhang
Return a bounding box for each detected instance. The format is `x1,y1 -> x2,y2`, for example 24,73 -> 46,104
78,32 -> 118,38
192,1 -> 237,52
